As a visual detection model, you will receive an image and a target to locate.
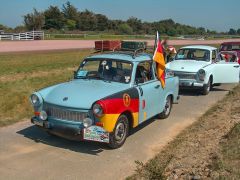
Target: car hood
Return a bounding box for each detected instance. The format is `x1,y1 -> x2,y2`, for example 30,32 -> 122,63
166,60 -> 209,73
40,80 -> 128,109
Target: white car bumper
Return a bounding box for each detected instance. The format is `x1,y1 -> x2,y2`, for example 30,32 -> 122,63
179,80 -> 204,87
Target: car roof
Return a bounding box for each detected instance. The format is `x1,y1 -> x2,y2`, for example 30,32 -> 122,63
180,45 -> 217,51
221,41 -> 240,45
85,52 -> 153,62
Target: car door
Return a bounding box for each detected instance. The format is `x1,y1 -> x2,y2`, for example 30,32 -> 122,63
213,61 -> 239,83
135,61 -> 164,124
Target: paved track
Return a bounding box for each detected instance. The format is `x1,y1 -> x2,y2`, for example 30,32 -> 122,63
1,39 -> 240,53
0,84 -> 236,180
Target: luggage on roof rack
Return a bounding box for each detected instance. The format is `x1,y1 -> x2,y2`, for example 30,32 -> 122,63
121,41 -> 147,51
95,40 -> 121,51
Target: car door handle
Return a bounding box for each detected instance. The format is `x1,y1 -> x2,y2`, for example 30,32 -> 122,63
233,65 -> 239,68
155,85 -> 160,89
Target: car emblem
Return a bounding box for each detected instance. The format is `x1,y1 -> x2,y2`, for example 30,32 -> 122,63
63,97 -> 68,101
181,67 -> 184,69
123,93 -> 131,107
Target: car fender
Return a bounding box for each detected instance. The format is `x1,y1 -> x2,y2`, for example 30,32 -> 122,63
201,64 -> 214,84
96,87 -> 140,133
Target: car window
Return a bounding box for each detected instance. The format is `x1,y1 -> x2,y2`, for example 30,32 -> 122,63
175,48 -> 210,61
212,50 -> 216,60
232,45 -> 240,50
75,58 -> 132,83
135,61 -> 154,84
219,52 -> 238,62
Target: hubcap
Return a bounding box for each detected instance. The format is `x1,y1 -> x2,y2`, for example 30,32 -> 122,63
207,81 -> 210,92
164,97 -> 171,115
115,122 -> 125,141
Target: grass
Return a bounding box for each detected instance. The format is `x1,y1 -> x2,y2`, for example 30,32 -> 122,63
0,49 -> 92,126
128,84 -> 240,179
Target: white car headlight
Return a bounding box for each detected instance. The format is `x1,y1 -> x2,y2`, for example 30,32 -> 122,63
83,118 -> 93,128
198,69 -> 206,81
30,93 -> 42,106
93,103 -> 104,117
39,111 -> 48,121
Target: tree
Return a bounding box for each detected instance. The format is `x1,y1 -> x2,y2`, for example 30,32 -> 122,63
62,1 -> 78,21
237,28 -> 240,35
0,24 -> 13,32
77,10 -> 97,31
95,14 -> 109,31
117,23 -> 133,35
44,6 -> 65,30
23,8 -> 45,30
14,25 -> 27,32
228,28 -> 237,35
66,19 -> 76,30
127,17 -> 142,34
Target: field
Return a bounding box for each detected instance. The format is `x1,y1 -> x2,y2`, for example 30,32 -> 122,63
129,85 -> 240,179
0,50 -> 92,126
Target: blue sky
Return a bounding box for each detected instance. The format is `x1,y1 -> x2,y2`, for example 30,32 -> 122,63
0,0 -> 239,32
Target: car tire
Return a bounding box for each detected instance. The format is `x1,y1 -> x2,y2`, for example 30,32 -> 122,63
108,114 -> 129,149
158,95 -> 172,119
202,78 -> 212,95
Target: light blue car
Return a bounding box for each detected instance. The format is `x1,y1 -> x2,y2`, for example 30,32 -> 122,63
166,45 -> 240,95
30,51 -> 179,148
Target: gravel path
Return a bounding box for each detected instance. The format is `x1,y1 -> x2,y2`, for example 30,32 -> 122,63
1,39 -> 240,53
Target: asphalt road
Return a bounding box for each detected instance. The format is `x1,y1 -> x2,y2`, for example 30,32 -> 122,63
0,84 -> 237,180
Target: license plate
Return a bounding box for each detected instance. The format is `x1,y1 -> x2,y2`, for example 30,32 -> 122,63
83,126 -> 109,143
33,120 -> 43,127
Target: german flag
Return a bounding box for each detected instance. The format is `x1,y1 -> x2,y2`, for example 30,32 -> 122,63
153,32 -> 165,88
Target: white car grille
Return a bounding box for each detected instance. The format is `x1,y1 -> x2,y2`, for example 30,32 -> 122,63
174,72 -> 196,80
44,103 -> 88,122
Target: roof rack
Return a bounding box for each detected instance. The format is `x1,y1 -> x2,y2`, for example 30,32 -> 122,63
92,47 -> 153,59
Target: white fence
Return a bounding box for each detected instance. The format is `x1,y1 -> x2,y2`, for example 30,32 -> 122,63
0,31 -> 44,41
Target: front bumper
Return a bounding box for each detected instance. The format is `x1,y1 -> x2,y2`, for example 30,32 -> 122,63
31,117 -> 109,143
179,80 -> 204,88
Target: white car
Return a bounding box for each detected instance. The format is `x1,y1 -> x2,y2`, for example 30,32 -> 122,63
166,45 -> 239,95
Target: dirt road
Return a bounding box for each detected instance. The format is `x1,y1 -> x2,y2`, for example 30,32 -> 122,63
1,39 -> 240,53
0,84 -> 236,180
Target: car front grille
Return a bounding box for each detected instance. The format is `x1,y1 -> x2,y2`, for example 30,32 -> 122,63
44,103 -> 88,122
174,72 -> 196,80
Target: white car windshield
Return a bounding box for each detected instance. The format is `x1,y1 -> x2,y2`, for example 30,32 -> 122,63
175,48 -> 210,62
75,58 -> 133,83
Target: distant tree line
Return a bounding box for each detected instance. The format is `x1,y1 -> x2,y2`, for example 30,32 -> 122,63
1,1 -> 240,36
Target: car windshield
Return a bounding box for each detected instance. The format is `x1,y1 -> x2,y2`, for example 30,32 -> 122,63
75,58 -> 133,83
175,48 -> 210,61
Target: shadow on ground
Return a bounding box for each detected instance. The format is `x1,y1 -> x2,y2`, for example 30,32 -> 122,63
16,118 -> 157,155
179,87 -> 228,96
17,125 -> 108,155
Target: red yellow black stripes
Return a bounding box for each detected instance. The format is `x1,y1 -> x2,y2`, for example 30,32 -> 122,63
97,88 -> 139,132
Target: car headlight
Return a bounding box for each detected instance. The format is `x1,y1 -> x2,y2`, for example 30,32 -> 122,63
198,69 -> 206,81
165,69 -> 174,78
30,93 -> 42,106
39,111 -> 48,121
92,103 -> 104,117
83,118 -> 93,128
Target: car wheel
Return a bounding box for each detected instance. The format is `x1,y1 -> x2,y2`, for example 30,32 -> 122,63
158,95 -> 172,119
108,114 -> 129,149
202,78 -> 212,95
